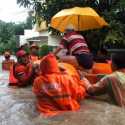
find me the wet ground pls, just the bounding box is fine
[0,60,125,125]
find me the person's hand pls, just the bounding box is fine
[81,77,92,90]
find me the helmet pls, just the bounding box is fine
[16,50,27,57]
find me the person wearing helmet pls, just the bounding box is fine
[29,43,39,63]
[2,51,15,71]
[54,24,93,73]
[9,50,35,87]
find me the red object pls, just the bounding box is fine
[16,50,27,57]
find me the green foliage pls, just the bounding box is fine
[17,0,125,52]
[0,21,17,53]
[0,15,33,54]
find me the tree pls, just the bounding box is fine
[0,17,33,54]
[17,0,125,52]
[0,21,17,53]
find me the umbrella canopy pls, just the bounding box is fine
[51,7,108,32]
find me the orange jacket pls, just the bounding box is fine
[9,63,34,87]
[33,54,86,116]
[33,74,86,116]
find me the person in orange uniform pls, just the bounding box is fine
[2,51,15,71]
[33,53,86,116]
[29,43,39,63]
[9,50,34,87]
[92,48,112,75]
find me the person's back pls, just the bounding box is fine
[61,31,90,55]
[103,71,125,106]
[33,54,86,116]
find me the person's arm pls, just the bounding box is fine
[84,76,108,96]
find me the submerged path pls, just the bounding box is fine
[0,71,125,125]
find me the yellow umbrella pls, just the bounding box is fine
[51,7,108,32]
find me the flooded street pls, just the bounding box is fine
[0,57,125,125]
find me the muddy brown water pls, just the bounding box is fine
[0,70,125,125]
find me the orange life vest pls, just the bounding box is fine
[92,63,112,74]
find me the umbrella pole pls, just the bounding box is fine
[78,15,79,31]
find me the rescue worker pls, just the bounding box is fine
[84,52,125,107]
[54,24,93,73]
[29,43,39,63]
[2,51,15,71]
[33,53,86,116]
[9,50,34,87]
[92,47,112,74]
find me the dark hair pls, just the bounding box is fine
[100,47,108,55]
[112,52,125,69]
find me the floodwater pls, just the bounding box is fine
[0,56,125,125]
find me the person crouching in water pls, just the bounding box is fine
[2,51,15,71]
[9,50,35,87]
[54,24,93,73]
[33,53,86,116]
[84,52,125,107]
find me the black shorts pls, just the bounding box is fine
[74,53,93,69]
